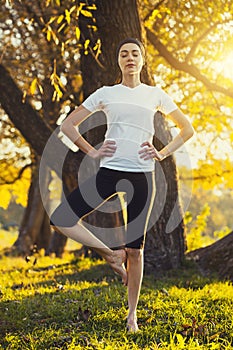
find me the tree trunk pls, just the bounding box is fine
[13,156,52,255]
[186,232,233,281]
[144,112,186,275]
[79,0,185,271]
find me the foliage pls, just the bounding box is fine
[185,204,211,251]
[179,166,232,251]
[0,112,31,209]
[142,0,233,187]
[0,167,31,209]
[0,245,232,349]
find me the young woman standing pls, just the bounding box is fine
[50,38,194,332]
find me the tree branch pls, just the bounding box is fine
[0,63,80,178]
[146,28,233,99]
[179,169,232,182]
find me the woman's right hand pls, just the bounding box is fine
[89,140,117,159]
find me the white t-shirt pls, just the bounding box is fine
[82,83,178,172]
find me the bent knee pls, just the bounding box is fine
[126,248,143,261]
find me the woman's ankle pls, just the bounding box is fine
[127,311,137,323]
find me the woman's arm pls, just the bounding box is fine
[139,108,194,161]
[159,108,195,159]
[61,105,116,159]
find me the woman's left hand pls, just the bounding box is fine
[138,142,164,161]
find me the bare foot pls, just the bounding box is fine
[126,318,139,333]
[107,249,127,286]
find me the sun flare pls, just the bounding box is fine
[213,51,233,80]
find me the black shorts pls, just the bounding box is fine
[50,167,155,249]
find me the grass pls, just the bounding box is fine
[0,230,233,349]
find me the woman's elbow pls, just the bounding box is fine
[60,120,69,135]
[186,125,195,140]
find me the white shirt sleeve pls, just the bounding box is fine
[82,87,104,112]
[157,87,178,115]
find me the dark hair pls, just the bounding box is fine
[116,37,145,62]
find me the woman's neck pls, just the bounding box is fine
[121,75,141,88]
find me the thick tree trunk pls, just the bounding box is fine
[144,112,186,274]
[13,156,52,255]
[79,0,185,271]
[186,232,233,281]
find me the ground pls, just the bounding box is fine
[0,229,232,349]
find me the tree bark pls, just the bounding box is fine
[144,112,186,274]
[13,156,52,255]
[186,232,233,281]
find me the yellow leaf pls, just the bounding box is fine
[47,28,51,41]
[0,187,11,209]
[51,30,59,45]
[52,90,57,101]
[86,5,97,10]
[77,2,85,11]
[48,16,56,24]
[80,9,92,17]
[70,5,76,13]
[65,9,71,24]
[54,83,63,97]
[22,90,27,103]
[84,39,90,49]
[57,14,64,24]
[50,72,55,83]
[58,23,66,33]
[37,81,44,94]
[75,27,80,40]
[89,25,97,32]
[29,78,37,95]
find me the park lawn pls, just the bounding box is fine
[0,233,232,349]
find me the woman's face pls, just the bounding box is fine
[118,43,144,77]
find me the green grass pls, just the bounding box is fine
[0,231,233,349]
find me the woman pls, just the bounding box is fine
[50,38,194,332]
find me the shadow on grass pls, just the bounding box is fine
[1,258,232,349]
[0,267,127,349]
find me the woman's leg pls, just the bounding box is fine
[124,172,155,331]
[54,223,127,285]
[125,247,143,331]
[50,168,128,284]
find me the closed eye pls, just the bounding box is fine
[120,49,140,58]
